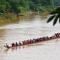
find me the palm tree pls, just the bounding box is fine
[47,7,60,25]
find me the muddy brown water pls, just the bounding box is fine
[0,15,60,60]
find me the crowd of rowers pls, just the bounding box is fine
[4,33,60,48]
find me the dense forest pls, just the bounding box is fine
[0,0,59,16]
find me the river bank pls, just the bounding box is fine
[0,11,49,26]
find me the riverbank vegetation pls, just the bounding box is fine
[0,0,59,16]
[0,0,60,25]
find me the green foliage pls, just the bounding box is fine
[0,0,57,15]
[0,0,59,18]
[0,0,60,26]
[47,15,55,23]
[47,7,60,26]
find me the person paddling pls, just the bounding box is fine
[19,42,22,46]
[4,43,10,48]
[16,42,19,46]
[11,43,15,47]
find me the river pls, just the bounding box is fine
[0,15,60,60]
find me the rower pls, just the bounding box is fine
[16,42,19,46]
[4,43,10,48]
[19,42,22,46]
[12,43,15,47]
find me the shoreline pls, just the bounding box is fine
[0,11,49,26]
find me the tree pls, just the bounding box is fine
[47,7,60,25]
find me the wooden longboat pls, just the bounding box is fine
[4,33,60,49]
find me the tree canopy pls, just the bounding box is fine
[0,0,58,15]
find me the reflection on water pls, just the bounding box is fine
[0,15,60,60]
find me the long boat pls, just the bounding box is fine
[4,33,60,49]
